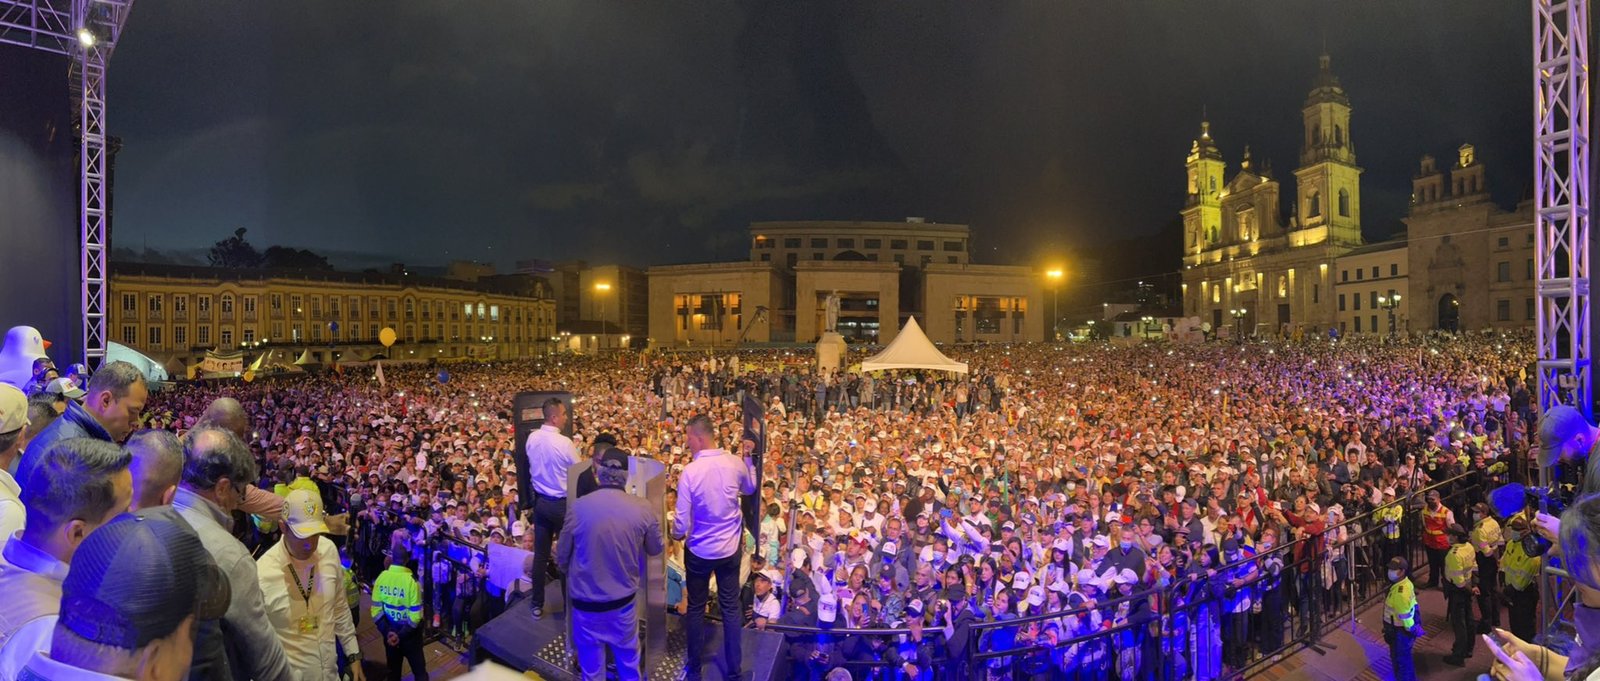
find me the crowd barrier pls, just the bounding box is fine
[761,469,1489,681]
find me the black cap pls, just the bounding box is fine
[60,507,231,649]
[598,447,630,472]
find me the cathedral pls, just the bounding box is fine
[1181,54,1364,336]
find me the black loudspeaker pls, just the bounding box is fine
[512,390,574,513]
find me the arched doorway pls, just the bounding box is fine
[1438,294,1460,333]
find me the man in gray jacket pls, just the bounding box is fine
[174,427,297,681]
[557,447,663,681]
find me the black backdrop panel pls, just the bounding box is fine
[0,45,80,366]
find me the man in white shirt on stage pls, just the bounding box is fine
[671,414,755,681]
[524,398,578,620]
[257,488,362,681]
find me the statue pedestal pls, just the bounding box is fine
[815,332,847,374]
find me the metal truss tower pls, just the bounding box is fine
[0,0,133,369]
[1534,0,1593,419]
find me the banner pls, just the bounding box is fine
[200,351,243,375]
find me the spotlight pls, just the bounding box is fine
[77,27,96,48]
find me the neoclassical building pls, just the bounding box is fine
[1182,54,1363,336]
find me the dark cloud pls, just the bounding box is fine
[109,1,1530,277]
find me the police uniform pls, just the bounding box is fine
[1442,540,1477,663]
[1500,530,1541,642]
[1375,500,1403,564]
[372,564,427,681]
[1470,515,1502,631]
[1384,575,1421,681]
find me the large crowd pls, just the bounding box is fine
[0,327,1546,681]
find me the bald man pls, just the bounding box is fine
[127,429,183,510]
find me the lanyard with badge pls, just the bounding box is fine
[291,563,319,633]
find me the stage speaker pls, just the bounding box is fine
[512,390,574,513]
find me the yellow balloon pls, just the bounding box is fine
[379,327,397,347]
[243,370,256,383]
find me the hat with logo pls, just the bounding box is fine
[282,488,331,539]
[44,377,85,400]
[0,384,25,436]
[59,507,231,649]
[817,593,838,623]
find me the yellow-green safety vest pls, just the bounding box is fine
[1500,539,1540,591]
[1471,518,1502,557]
[371,565,422,627]
[1385,577,1419,628]
[1376,504,1403,540]
[1444,543,1476,588]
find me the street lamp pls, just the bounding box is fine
[1378,294,1402,339]
[1230,308,1248,343]
[1140,315,1154,340]
[1046,269,1065,341]
[594,282,612,352]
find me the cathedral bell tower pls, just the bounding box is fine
[1183,118,1225,256]
[1292,53,1362,246]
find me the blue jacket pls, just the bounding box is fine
[15,401,113,490]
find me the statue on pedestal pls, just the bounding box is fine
[824,291,841,333]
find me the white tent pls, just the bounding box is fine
[107,342,170,383]
[860,317,968,374]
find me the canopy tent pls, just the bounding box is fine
[860,317,968,374]
[107,342,170,383]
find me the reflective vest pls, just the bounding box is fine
[1376,504,1403,540]
[1422,507,1451,550]
[1385,577,1419,628]
[371,565,423,628]
[1471,517,1503,557]
[1444,543,1476,588]
[1501,539,1540,591]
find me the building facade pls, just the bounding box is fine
[1403,146,1536,332]
[649,219,1043,347]
[110,262,556,373]
[1333,239,1409,335]
[1182,55,1363,336]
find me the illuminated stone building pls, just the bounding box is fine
[1182,54,1362,336]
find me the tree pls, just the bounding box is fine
[208,228,262,268]
[261,246,333,270]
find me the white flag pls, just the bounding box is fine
[375,361,386,388]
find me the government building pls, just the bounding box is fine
[109,262,557,374]
[1182,54,1536,337]
[647,219,1044,347]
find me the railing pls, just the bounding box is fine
[748,468,1488,681]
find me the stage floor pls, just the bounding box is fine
[476,591,781,681]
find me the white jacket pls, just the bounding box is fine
[257,539,358,681]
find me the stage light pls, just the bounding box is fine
[77,27,95,48]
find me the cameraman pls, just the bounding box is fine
[1538,405,1600,493]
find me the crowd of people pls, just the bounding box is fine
[0,326,1551,681]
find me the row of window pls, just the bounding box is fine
[120,292,549,325]
[1495,259,1536,283]
[760,252,959,266]
[1338,289,1401,312]
[758,237,963,252]
[1340,264,1401,282]
[121,320,554,350]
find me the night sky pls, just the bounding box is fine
[107,1,1532,281]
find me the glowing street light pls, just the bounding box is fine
[1230,308,1248,343]
[1377,294,1402,339]
[594,282,613,352]
[1045,268,1065,341]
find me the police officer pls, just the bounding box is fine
[1375,488,1403,566]
[1442,523,1477,666]
[1383,557,1422,681]
[1499,514,1541,642]
[372,543,427,681]
[1469,501,1503,633]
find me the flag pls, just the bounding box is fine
[374,361,386,388]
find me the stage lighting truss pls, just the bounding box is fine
[1535,0,1593,422]
[0,0,133,369]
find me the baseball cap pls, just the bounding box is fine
[0,384,25,436]
[44,377,84,400]
[1539,405,1592,466]
[283,488,331,539]
[817,594,838,623]
[1027,585,1045,607]
[60,507,231,649]
[598,447,630,472]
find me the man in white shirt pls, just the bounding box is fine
[258,488,362,681]
[0,385,30,542]
[524,398,578,620]
[671,414,755,681]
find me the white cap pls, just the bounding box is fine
[1027,585,1045,607]
[817,594,838,623]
